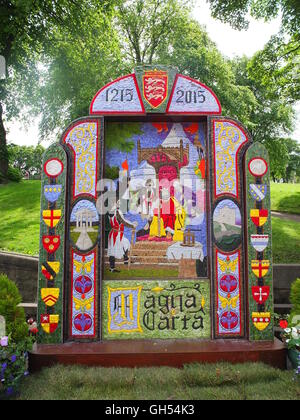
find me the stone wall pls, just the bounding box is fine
[273,264,300,305]
[0,252,38,303]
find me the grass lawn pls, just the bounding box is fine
[16,363,300,400]
[0,181,41,255]
[272,217,300,264]
[271,183,300,215]
[0,181,299,264]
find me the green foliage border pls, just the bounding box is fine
[245,143,274,341]
[37,144,67,344]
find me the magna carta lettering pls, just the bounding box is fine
[33,65,281,369]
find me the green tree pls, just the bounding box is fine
[230,56,297,179]
[284,138,300,182]
[2,0,297,167]
[207,0,300,34]
[0,0,116,180]
[37,2,258,141]
[0,274,28,342]
[36,3,124,140]
[157,19,257,128]
[116,0,193,64]
[36,0,197,139]
[233,56,295,133]
[266,138,289,182]
[8,144,45,178]
[207,0,300,106]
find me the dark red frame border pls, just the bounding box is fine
[216,249,243,336]
[62,119,99,200]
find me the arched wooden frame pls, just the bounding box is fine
[37,68,273,344]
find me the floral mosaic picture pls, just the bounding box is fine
[36,67,274,346]
[103,280,211,340]
[70,200,99,252]
[213,199,242,252]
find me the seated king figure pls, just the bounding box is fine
[149,187,186,242]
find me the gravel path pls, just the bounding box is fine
[271,211,300,223]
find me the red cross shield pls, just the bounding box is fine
[252,286,270,304]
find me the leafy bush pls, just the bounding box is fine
[7,166,22,183]
[0,274,28,342]
[0,166,22,183]
[8,144,45,178]
[290,278,300,326]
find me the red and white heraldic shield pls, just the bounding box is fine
[143,70,168,109]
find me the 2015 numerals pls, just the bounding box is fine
[176,89,206,104]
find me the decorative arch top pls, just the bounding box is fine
[90,66,222,116]
[167,75,222,115]
[90,74,145,115]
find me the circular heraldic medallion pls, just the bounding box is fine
[44,158,64,178]
[248,158,268,178]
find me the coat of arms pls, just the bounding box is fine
[41,288,60,307]
[43,210,62,228]
[42,236,61,254]
[252,286,270,304]
[143,70,168,109]
[251,235,269,253]
[44,185,62,203]
[250,184,267,202]
[252,312,271,331]
[250,209,268,227]
[42,261,60,281]
[251,260,270,278]
[40,314,59,334]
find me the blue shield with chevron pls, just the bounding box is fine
[44,185,62,203]
[250,184,267,202]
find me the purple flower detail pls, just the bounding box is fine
[11,355,17,363]
[0,336,8,347]
[6,387,14,396]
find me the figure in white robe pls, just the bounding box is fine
[108,202,137,272]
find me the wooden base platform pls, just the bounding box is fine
[29,338,286,372]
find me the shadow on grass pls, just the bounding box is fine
[0,181,41,254]
[0,181,41,213]
[276,192,300,215]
